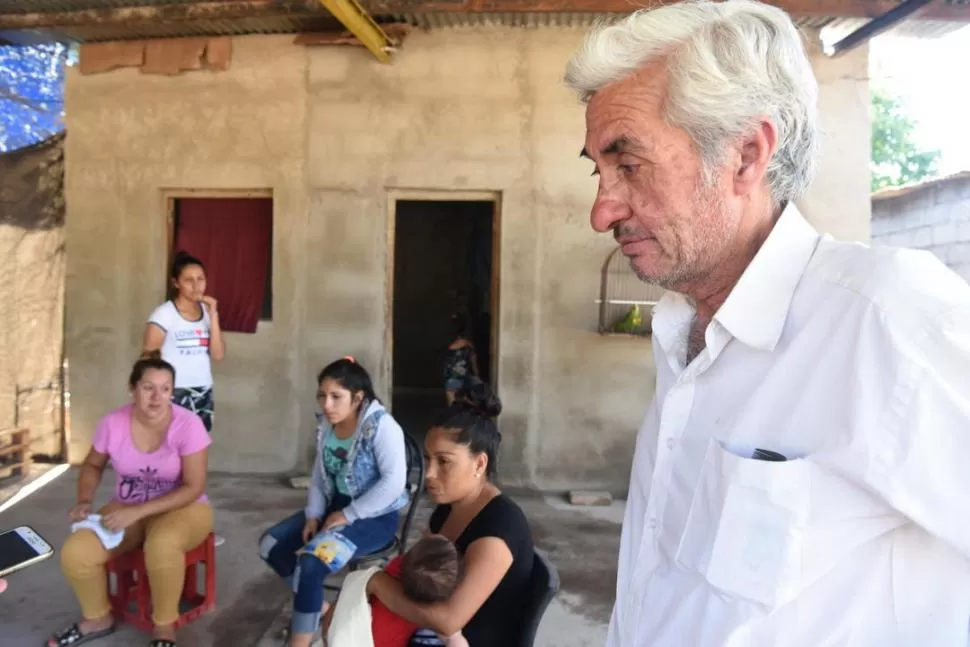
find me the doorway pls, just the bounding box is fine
[388,196,499,441]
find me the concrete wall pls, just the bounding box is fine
[0,136,66,458]
[871,173,970,283]
[799,35,871,242]
[64,27,871,492]
[65,35,309,473]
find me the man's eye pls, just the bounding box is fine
[619,164,638,174]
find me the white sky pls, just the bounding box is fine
[869,27,970,176]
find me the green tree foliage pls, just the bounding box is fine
[871,89,941,191]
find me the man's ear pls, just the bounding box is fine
[734,118,778,196]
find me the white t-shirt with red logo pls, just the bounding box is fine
[148,300,213,389]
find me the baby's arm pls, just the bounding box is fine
[439,631,469,647]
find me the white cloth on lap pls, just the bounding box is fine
[327,567,381,647]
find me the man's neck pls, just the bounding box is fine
[680,199,782,364]
[684,200,782,318]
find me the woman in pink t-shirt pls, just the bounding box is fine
[47,352,212,647]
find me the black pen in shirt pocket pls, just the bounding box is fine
[752,448,788,462]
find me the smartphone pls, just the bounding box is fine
[0,525,54,578]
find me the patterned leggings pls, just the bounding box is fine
[173,386,214,432]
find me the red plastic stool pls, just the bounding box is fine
[106,533,216,633]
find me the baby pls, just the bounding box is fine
[326,535,467,647]
[393,535,467,647]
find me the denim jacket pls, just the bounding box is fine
[305,399,409,524]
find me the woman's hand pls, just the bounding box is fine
[302,517,320,543]
[322,510,348,531]
[102,505,144,532]
[68,501,93,522]
[201,295,218,314]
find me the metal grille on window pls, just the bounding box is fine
[598,247,665,336]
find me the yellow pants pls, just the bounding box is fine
[60,502,213,626]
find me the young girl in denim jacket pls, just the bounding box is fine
[259,357,409,647]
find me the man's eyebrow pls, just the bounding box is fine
[579,136,642,160]
[602,136,640,155]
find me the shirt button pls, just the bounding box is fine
[666,438,674,449]
[648,517,657,530]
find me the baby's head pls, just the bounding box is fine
[400,534,462,603]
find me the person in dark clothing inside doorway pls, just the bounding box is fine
[443,312,479,406]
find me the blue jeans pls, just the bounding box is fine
[258,494,399,634]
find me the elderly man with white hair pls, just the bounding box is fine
[566,1,970,646]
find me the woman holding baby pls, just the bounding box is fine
[46,352,213,647]
[368,377,535,646]
[259,357,410,647]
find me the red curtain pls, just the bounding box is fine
[174,198,272,334]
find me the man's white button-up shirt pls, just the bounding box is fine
[608,205,970,647]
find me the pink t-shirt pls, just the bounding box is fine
[93,404,211,505]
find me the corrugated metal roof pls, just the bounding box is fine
[872,170,970,202]
[390,10,966,39]
[15,15,340,42]
[823,15,967,38]
[1,1,967,42]
[388,11,613,29]
[0,0,201,15]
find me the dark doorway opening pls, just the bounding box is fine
[390,199,497,442]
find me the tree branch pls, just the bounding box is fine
[0,83,54,113]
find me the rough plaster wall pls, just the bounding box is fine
[872,178,970,283]
[0,136,65,457]
[64,35,308,472]
[798,34,871,241]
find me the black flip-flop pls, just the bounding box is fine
[46,624,116,646]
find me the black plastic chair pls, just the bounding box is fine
[517,549,560,647]
[325,430,425,590]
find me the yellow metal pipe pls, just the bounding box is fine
[317,0,394,63]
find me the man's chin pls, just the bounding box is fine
[629,257,668,286]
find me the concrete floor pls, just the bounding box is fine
[0,468,620,647]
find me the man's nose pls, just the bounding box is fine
[591,194,631,234]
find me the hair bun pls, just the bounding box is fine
[460,377,502,419]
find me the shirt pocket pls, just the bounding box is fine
[674,438,811,610]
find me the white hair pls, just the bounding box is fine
[564,0,819,205]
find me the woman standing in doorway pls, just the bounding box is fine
[443,312,479,406]
[143,251,225,543]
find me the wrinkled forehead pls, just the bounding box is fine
[583,64,671,159]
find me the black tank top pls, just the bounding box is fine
[429,494,535,646]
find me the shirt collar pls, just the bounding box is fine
[652,204,820,369]
[714,203,820,352]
